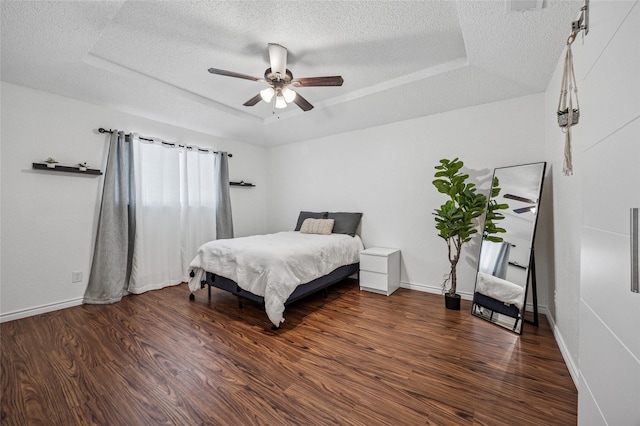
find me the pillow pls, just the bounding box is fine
[299,218,335,235]
[327,212,363,237]
[294,211,328,231]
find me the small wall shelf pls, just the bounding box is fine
[230,181,255,187]
[32,163,102,175]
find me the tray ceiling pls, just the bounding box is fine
[1,1,582,146]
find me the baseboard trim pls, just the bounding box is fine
[400,281,474,300]
[546,312,580,389]
[0,297,84,323]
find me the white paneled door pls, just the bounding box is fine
[580,118,640,426]
[578,2,640,424]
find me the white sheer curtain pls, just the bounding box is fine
[128,136,217,294]
[180,146,217,278]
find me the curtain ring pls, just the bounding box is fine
[567,31,577,45]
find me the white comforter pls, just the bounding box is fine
[476,271,525,311]
[188,231,364,326]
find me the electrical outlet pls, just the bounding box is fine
[72,271,83,283]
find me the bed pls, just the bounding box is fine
[472,271,525,330]
[188,211,363,328]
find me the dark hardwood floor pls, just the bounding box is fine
[1,280,577,425]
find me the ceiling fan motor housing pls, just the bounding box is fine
[265,68,293,84]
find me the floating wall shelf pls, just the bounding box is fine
[230,181,255,187]
[32,163,103,175]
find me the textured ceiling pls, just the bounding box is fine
[1,1,582,147]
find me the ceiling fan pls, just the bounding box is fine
[208,43,344,112]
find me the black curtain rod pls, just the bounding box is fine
[98,128,232,157]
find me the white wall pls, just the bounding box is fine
[0,84,552,322]
[266,94,548,303]
[0,82,268,321]
[543,35,583,381]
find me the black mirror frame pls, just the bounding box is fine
[471,161,547,334]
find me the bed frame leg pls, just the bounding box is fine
[238,299,243,309]
[189,293,195,301]
[271,325,280,331]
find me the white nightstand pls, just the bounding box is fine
[359,247,400,296]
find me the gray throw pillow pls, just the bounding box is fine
[327,212,362,237]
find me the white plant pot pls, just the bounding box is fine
[79,167,87,172]
[47,163,56,168]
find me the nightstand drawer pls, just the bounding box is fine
[359,270,388,291]
[360,254,389,274]
[359,247,401,296]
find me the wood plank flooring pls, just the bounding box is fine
[1,280,577,425]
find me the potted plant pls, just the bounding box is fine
[483,176,509,243]
[557,107,579,128]
[77,162,88,171]
[432,158,488,310]
[44,157,58,168]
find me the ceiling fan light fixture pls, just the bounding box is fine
[208,43,343,112]
[275,95,287,109]
[260,87,275,102]
[281,87,297,103]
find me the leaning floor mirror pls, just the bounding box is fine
[471,162,546,334]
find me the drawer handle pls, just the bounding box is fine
[632,208,639,293]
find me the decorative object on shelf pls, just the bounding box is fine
[230,180,255,187]
[44,157,58,168]
[432,158,507,310]
[77,162,88,171]
[32,162,102,176]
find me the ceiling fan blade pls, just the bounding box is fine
[243,93,262,107]
[208,68,263,82]
[268,43,287,77]
[291,76,344,87]
[292,92,314,111]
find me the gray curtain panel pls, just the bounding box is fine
[491,242,511,280]
[215,152,234,239]
[84,131,135,304]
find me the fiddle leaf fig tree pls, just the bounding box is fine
[433,158,487,296]
[483,176,509,243]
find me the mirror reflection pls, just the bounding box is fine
[472,162,546,334]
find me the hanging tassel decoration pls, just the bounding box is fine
[557,37,579,176]
[563,126,573,175]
